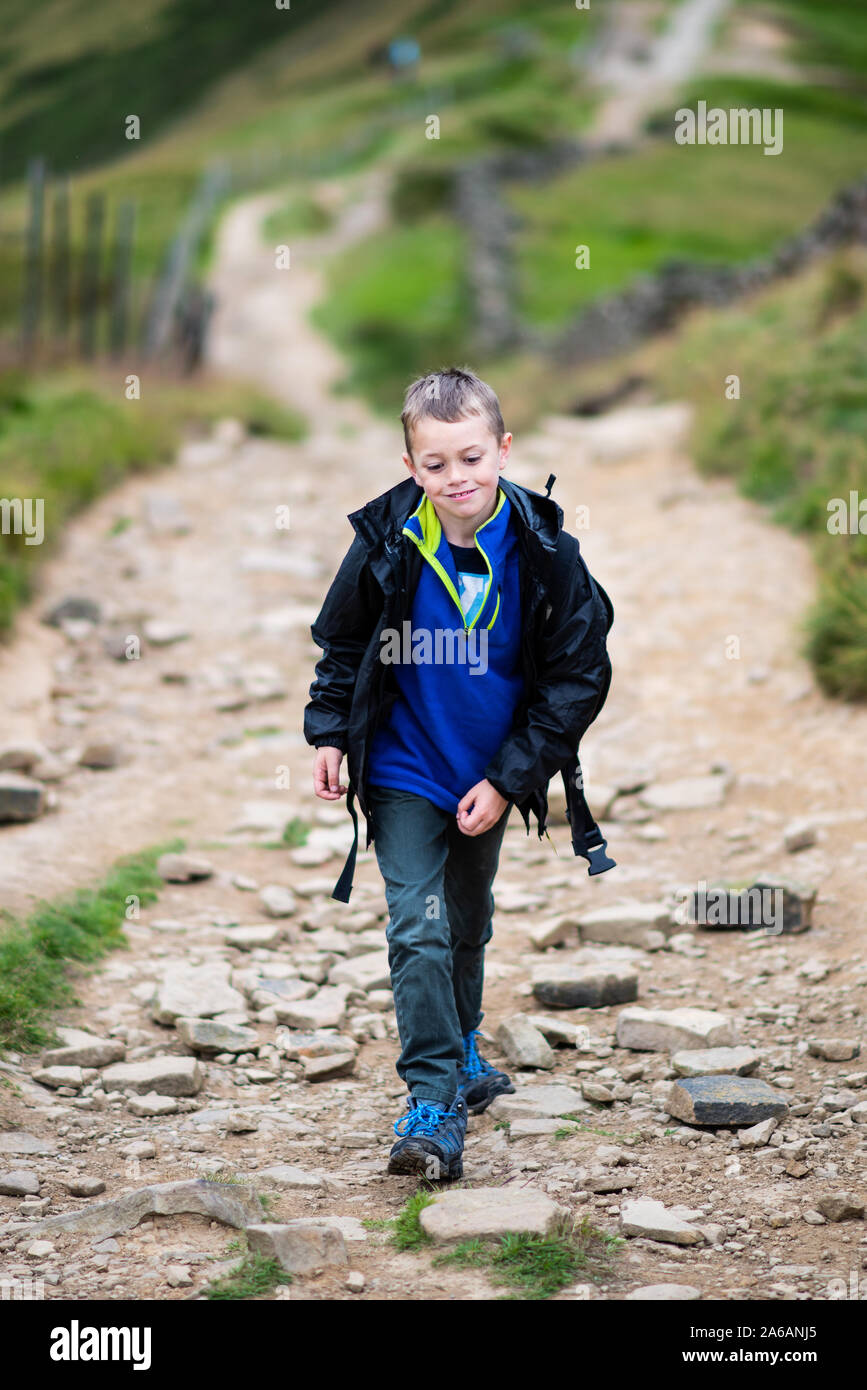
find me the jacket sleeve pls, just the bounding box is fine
[303,533,383,752]
[483,543,610,802]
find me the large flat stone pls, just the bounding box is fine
[301,1052,356,1081]
[0,773,45,822]
[10,1179,263,1242]
[525,1015,590,1048]
[246,1221,347,1273]
[0,1132,52,1155]
[251,1165,328,1192]
[620,1197,704,1246]
[0,1170,40,1196]
[671,1046,759,1077]
[807,1038,860,1062]
[151,962,245,1024]
[101,1055,204,1097]
[41,1028,126,1069]
[616,1007,739,1052]
[329,950,391,992]
[174,1018,259,1055]
[274,1028,359,1061]
[487,1084,588,1120]
[419,1187,566,1244]
[505,1117,564,1141]
[222,924,286,951]
[274,986,351,1030]
[531,960,638,1009]
[577,901,674,946]
[639,775,730,811]
[528,915,581,951]
[665,1075,789,1127]
[32,1065,84,1090]
[815,1192,865,1223]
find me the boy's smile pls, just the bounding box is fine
[404,415,512,546]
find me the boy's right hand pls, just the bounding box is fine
[313,746,348,800]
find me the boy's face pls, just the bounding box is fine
[403,415,511,534]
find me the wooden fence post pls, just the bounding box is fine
[21,156,47,359]
[142,159,229,359]
[51,176,71,345]
[79,190,105,359]
[109,199,136,357]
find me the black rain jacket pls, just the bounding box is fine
[303,473,616,901]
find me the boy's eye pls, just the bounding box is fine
[427,455,480,470]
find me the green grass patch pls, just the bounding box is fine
[0,840,180,1051]
[280,818,310,848]
[312,214,470,415]
[361,1216,393,1232]
[390,1188,437,1251]
[262,193,334,243]
[204,1250,292,1301]
[432,1212,622,1300]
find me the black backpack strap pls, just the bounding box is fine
[563,760,616,875]
[330,784,359,903]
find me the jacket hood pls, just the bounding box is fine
[347,474,563,553]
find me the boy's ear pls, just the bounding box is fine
[403,451,420,482]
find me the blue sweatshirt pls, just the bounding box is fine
[367,486,525,813]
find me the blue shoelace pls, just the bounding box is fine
[461,1030,495,1080]
[393,1102,447,1137]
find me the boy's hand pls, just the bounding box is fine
[456,779,508,835]
[313,746,348,800]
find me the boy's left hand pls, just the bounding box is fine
[457,779,508,836]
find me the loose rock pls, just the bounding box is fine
[496,1015,556,1069]
[246,1221,348,1274]
[616,1007,739,1052]
[620,1197,704,1246]
[671,1046,759,1077]
[531,960,638,1009]
[665,1075,789,1127]
[101,1055,204,1097]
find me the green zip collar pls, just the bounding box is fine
[402,488,506,631]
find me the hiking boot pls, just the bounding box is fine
[457,1029,515,1114]
[387,1095,467,1179]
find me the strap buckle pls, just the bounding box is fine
[579,834,617,876]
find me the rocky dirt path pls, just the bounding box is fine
[1,164,866,1302]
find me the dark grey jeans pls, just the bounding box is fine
[367,784,511,1109]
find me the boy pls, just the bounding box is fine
[304,367,613,1179]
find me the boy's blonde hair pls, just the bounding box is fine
[401,365,505,460]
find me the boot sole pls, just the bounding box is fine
[387,1142,464,1180]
